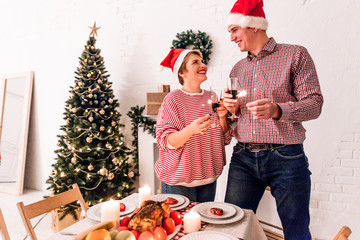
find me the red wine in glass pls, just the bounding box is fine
[227,90,238,99]
[212,102,220,112]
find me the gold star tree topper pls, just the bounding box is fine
[89,21,101,37]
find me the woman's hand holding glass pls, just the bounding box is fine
[189,114,211,135]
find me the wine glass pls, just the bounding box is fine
[226,77,240,121]
[209,88,223,128]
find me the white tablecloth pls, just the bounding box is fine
[49,193,266,240]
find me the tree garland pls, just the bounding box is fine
[171,29,213,64]
[127,105,156,172]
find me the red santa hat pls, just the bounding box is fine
[227,0,268,30]
[160,48,195,77]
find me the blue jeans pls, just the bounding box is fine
[161,181,216,203]
[225,143,311,240]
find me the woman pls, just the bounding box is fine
[155,48,232,202]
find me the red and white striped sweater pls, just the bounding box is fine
[155,89,232,187]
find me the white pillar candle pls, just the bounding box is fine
[183,211,201,233]
[100,199,120,224]
[138,185,151,206]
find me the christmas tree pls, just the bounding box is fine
[46,22,135,217]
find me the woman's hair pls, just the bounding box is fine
[178,50,202,85]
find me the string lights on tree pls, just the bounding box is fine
[46,22,136,218]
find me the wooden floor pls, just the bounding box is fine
[0,188,51,240]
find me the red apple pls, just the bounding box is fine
[138,231,154,240]
[153,227,167,240]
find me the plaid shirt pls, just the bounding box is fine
[231,38,323,144]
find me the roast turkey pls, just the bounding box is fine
[127,200,172,233]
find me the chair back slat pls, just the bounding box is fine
[333,226,352,240]
[0,208,10,240]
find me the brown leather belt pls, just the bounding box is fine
[238,142,286,152]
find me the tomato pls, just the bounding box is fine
[138,231,155,240]
[120,216,130,226]
[162,217,175,234]
[117,226,129,232]
[170,211,182,225]
[120,203,126,212]
[153,226,167,240]
[131,230,140,240]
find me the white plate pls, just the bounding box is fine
[191,202,245,224]
[151,194,185,208]
[197,202,236,219]
[87,201,136,221]
[179,231,238,240]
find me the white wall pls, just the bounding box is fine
[0,0,359,239]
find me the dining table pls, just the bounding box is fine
[46,193,267,240]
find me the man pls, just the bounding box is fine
[223,0,324,239]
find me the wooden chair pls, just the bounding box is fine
[0,208,10,240]
[259,220,284,240]
[17,183,87,240]
[259,186,284,240]
[333,226,352,240]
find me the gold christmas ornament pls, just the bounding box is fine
[100,109,105,115]
[105,143,111,149]
[88,164,94,171]
[112,158,119,165]
[99,167,108,176]
[100,125,105,131]
[87,73,91,78]
[97,79,102,84]
[128,171,134,178]
[88,93,93,98]
[72,107,77,113]
[111,121,116,126]
[128,157,134,165]
[71,157,77,164]
[107,172,114,180]
[86,137,93,143]
[88,116,94,122]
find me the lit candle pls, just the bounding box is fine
[183,211,201,233]
[100,199,120,224]
[138,185,151,206]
